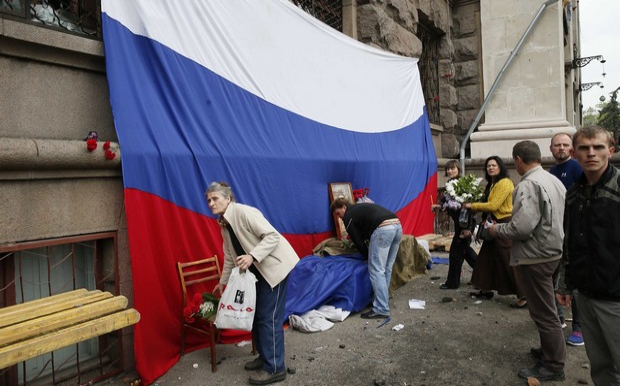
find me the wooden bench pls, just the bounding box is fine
[417,233,454,251]
[0,288,140,369]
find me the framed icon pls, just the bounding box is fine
[328,182,353,240]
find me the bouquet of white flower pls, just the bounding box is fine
[442,174,485,228]
[442,174,484,210]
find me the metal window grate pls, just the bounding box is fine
[1,1,345,43]
[0,233,122,386]
[292,0,342,31]
[1,0,102,39]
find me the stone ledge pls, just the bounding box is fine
[0,18,104,71]
[471,127,574,142]
[478,119,574,132]
[1,18,103,56]
[0,137,121,173]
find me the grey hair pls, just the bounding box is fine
[205,181,235,202]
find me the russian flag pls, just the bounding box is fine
[102,0,436,383]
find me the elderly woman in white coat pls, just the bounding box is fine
[208,182,299,386]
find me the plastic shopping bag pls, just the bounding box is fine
[214,267,257,331]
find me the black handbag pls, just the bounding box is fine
[476,214,495,242]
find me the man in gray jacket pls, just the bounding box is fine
[488,140,567,382]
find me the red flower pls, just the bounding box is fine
[103,141,111,151]
[105,149,116,160]
[183,306,196,324]
[183,293,205,324]
[86,139,97,151]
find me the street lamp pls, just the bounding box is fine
[580,82,604,92]
[567,55,605,69]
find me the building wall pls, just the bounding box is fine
[352,0,486,159]
[445,0,483,157]
[0,0,594,378]
[471,0,579,158]
[0,18,135,371]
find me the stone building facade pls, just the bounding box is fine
[0,4,131,385]
[0,0,592,384]
[346,0,583,160]
[346,0,485,159]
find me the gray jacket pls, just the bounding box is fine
[495,166,566,265]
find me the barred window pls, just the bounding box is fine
[417,24,441,125]
[292,0,342,31]
[0,232,121,386]
[1,0,101,39]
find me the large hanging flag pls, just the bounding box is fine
[102,0,436,383]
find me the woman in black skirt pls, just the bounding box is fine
[462,156,526,307]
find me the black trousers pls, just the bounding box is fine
[445,235,477,288]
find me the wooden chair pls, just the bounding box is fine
[177,256,223,372]
[177,256,256,372]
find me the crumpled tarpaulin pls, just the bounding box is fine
[284,254,372,321]
[288,305,351,333]
[285,236,429,322]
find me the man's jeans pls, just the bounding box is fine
[368,224,403,315]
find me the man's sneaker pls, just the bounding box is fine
[567,331,585,346]
[360,310,389,319]
[518,364,565,382]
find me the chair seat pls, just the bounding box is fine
[177,256,255,372]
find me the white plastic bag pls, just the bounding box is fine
[214,267,257,331]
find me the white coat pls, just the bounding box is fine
[219,202,299,288]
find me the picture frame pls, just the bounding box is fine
[328,182,353,240]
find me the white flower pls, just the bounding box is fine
[199,301,214,316]
[442,174,484,206]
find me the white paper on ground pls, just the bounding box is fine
[408,299,426,309]
[392,324,404,331]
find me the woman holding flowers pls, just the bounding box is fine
[432,160,478,289]
[463,156,526,306]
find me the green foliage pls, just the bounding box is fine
[597,88,620,141]
[583,106,598,126]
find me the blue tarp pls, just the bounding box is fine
[284,254,373,321]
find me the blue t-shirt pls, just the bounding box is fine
[549,158,582,189]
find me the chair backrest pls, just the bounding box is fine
[177,256,222,307]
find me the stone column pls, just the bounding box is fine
[470,0,575,158]
[342,0,357,39]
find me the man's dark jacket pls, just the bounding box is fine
[561,163,620,300]
[343,203,398,259]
